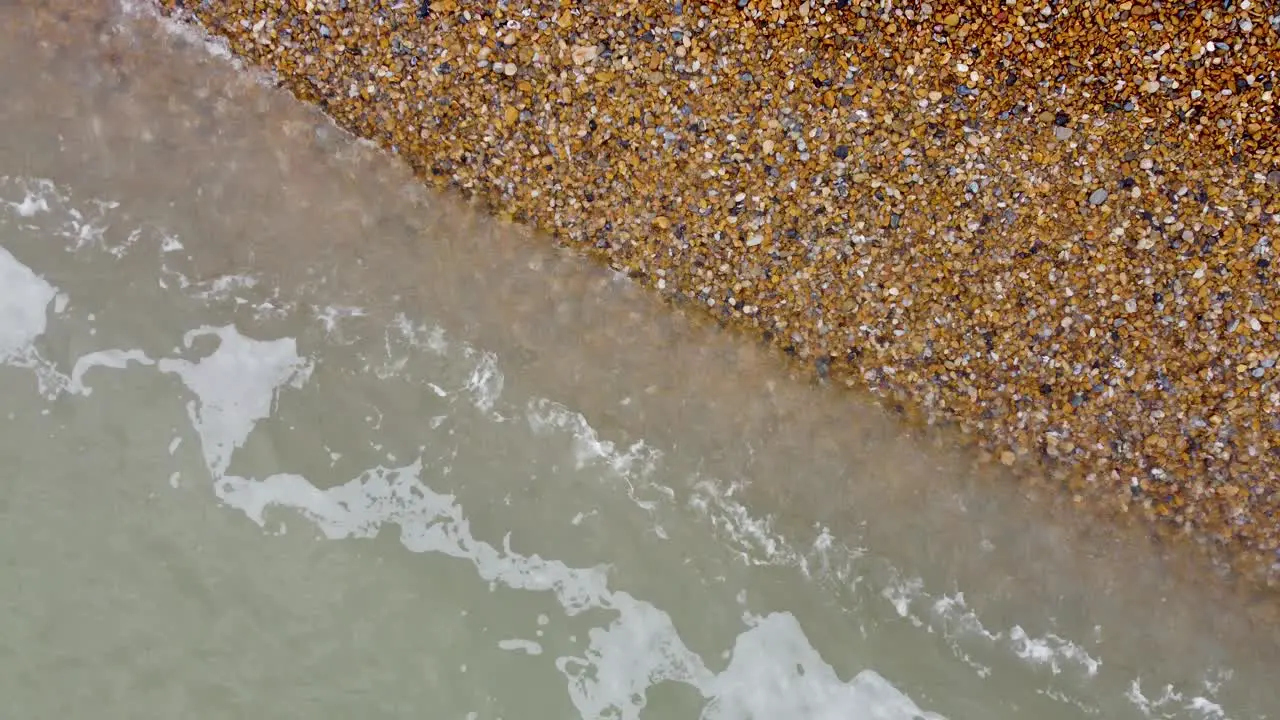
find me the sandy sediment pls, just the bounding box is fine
[151,0,1280,589]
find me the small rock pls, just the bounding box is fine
[746,233,764,247]
[815,356,830,379]
[1053,125,1073,141]
[942,12,960,26]
[1089,188,1109,205]
[833,144,850,159]
[1268,170,1280,186]
[999,450,1016,466]
[571,44,598,66]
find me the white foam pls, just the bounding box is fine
[116,0,238,65]
[497,638,544,656]
[209,457,942,720]
[1008,626,1101,677]
[129,311,941,718]
[68,349,155,394]
[882,575,927,627]
[157,325,312,476]
[704,613,945,720]
[191,273,257,300]
[315,304,367,338]
[527,393,1192,712]
[527,398,663,482]
[1,176,135,257]
[369,313,449,379]
[1126,679,1231,720]
[461,350,505,414]
[0,246,56,364]
[7,184,50,217]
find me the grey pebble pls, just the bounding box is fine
[1053,125,1073,141]
[1089,188,1109,205]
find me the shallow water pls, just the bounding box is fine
[0,2,1277,719]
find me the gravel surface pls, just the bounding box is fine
[153,0,1280,589]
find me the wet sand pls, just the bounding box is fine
[138,0,1280,590]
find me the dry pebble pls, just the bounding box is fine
[154,0,1280,590]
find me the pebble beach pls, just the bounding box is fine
[152,0,1280,590]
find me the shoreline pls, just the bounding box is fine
[151,0,1280,592]
[7,3,1280,716]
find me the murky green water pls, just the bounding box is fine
[1,2,1277,719]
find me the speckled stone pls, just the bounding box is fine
[153,0,1280,591]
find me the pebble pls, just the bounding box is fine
[156,0,1280,593]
